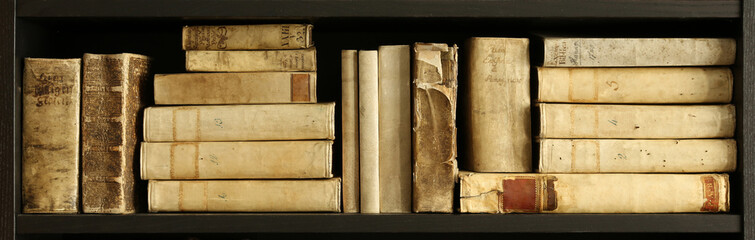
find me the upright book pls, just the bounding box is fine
[341,50,360,213]
[81,53,151,214]
[183,24,314,50]
[22,58,81,213]
[358,50,380,214]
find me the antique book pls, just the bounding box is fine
[154,72,317,105]
[459,172,729,213]
[537,67,733,103]
[540,38,736,67]
[81,53,150,214]
[149,178,341,212]
[22,58,81,213]
[186,48,316,72]
[538,139,736,173]
[463,37,531,173]
[538,103,735,139]
[182,24,313,50]
[341,50,360,213]
[378,45,412,213]
[412,43,458,213]
[144,103,335,142]
[141,141,333,179]
[358,50,380,214]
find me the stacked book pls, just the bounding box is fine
[460,37,736,213]
[142,24,340,212]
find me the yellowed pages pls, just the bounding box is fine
[542,38,736,67]
[186,48,316,72]
[341,50,360,213]
[459,172,729,213]
[149,178,341,212]
[538,139,736,173]
[154,72,317,105]
[183,24,313,50]
[537,67,733,103]
[378,45,412,213]
[358,50,380,214]
[143,103,335,142]
[464,37,531,172]
[538,103,735,138]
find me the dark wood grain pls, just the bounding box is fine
[1,0,15,239]
[742,0,754,238]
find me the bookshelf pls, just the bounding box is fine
[2,0,752,239]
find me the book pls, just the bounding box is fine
[143,103,335,142]
[463,37,531,173]
[538,139,736,173]
[459,172,729,213]
[540,38,736,67]
[186,48,316,72]
[341,50,360,213]
[378,45,412,213]
[81,53,150,214]
[358,50,380,214]
[141,141,333,179]
[412,43,458,213]
[182,24,313,50]
[22,58,81,213]
[538,103,735,139]
[154,72,317,105]
[537,67,733,103]
[148,178,341,212]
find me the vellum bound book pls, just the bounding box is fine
[459,172,729,213]
[186,48,316,72]
[183,24,313,50]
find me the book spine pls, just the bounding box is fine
[537,67,733,103]
[412,43,458,213]
[459,172,729,213]
[141,141,333,179]
[154,72,317,105]
[22,58,81,213]
[341,50,360,213]
[185,48,317,72]
[538,139,737,173]
[464,37,531,172]
[358,50,380,214]
[148,178,341,212]
[81,53,150,214]
[542,38,736,67]
[182,24,313,50]
[538,103,735,139]
[143,103,335,142]
[378,45,412,213]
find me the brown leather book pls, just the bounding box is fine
[81,53,151,214]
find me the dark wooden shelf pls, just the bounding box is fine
[17,0,740,18]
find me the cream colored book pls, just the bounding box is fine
[341,50,360,213]
[149,178,341,212]
[141,141,333,179]
[183,24,313,50]
[358,50,380,214]
[537,67,733,103]
[463,37,531,173]
[143,103,335,142]
[378,45,412,213]
[186,48,316,72]
[538,139,736,173]
[538,103,735,139]
[459,172,729,213]
[541,38,735,67]
[154,72,317,105]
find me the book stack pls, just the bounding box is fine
[460,37,736,214]
[142,24,340,212]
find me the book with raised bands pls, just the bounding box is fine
[141,141,333,179]
[143,103,335,142]
[186,48,316,72]
[459,172,729,213]
[341,50,360,213]
[22,58,81,213]
[154,72,317,105]
[149,178,341,212]
[183,24,313,50]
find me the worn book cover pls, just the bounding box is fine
[183,24,313,50]
[186,48,316,72]
[358,50,380,214]
[341,50,360,213]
